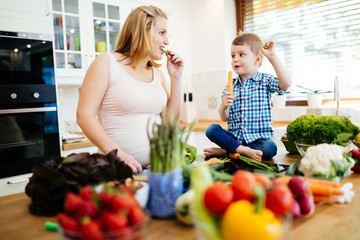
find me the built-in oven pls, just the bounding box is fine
[0,31,60,178]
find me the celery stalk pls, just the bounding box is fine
[190,165,222,240]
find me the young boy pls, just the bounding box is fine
[204,32,292,161]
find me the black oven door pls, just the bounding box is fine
[0,104,60,178]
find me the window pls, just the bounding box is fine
[236,0,360,98]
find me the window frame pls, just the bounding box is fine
[234,0,360,104]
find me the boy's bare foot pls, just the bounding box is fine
[237,146,263,162]
[203,147,227,157]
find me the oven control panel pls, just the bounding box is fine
[0,85,56,105]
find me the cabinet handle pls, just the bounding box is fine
[7,179,29,185]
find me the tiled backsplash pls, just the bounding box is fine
[57,86,81,132]
[192,69,228,120]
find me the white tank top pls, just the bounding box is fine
[98,53,167,165]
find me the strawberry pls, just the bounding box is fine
[77,200,98,219]
[98,190,111,209]
[101,211,128,231]
[79,186,93,201]
[80,219,104,240]
[128,207,146,226]
[109,194,134,214]
[57,213,79,231]
[64,192,83,214]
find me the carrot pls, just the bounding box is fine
[305,178,343,188]
[276,176,344,196]
[308,182,344,196]
[313,195,339,203]
[227,71,233,94]
[204,157,224,165]
[229,153,240,159]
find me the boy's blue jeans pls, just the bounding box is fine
[205,124,277,159]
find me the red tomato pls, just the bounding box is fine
[265,180,294,216]
[253,173,272,190]
[231,170,256,201]
[203,181,234,215]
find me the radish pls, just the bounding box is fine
[299,194,314,215]
[288,176,309,198]
[287,176,315,217]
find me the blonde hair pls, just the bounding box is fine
[232,32,263,57]
[114,6,167,68]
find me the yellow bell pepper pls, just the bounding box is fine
[221,185,283,240]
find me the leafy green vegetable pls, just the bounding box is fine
[209,167,232,182]
[25,150,133,216]
[209,162,225,171]
[332,133,353,145]
[286,114,359,144]
[330,153,354,181]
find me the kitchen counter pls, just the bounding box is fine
[62,120,291,151]
[1,150,359,240]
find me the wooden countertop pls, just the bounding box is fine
[62,120,291,150]
[0,150,359,240]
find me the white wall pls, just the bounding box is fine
[188,0,236,73]
[188,0,237,119]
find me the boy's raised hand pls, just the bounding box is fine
[262,41,275,58]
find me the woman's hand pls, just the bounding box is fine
[118,152,143,174]
[166,51,184,81]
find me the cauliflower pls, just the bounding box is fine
[299,143,354,180]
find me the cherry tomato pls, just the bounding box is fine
[203,181,234,215]
[265,180,294,216]
[231,170,256,201]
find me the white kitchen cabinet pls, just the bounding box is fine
[51,0,128,85]
[0,173,32,197]
[0,0,52,35]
